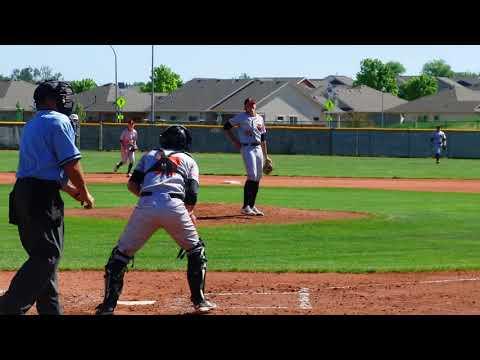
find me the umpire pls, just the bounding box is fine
[0,80,95,315]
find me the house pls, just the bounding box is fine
[453,76,480,89]
[155,78,341,125]
[0,80,36,121]
[73,83,167,122]
[321,85,408,127]
[386,86,480,122]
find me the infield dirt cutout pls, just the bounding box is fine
[65,203,368,225]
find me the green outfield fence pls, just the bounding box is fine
[2,121,480,158]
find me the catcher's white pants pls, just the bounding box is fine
[117,193,200,257]
[121,147,135,164]
[241,145,263,182]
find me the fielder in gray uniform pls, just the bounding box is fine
[224,97,272,216]
[114,119,138,177]
[430,126,447,164]
[95,125,216,315]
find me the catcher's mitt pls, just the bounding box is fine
[263,157,273,175]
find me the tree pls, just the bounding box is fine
[385,61,406,76]
[73,102,86,122]
[0,74,10,80]
[422,59,454,78]
[38,65,63,81]
[10,66,63,83]
[70,79,97,94]
[399,74,438,101]
[140,65,183,93]
[11,67,35,82]
[238,73,251,79]
[354,58,399,95]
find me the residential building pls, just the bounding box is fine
[386,86,480,122]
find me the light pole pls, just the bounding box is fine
[109,45,119,122]
[381,86,385,128]
[151,45,155,123]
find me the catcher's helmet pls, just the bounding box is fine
[159,125,192,151]
[34,80,74,116]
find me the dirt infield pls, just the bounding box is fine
[2,270,480,315]
[65,203,368,225]
[3,172,480,192]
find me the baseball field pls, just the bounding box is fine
[2,150,480,314]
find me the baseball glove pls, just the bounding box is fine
[128,144,138,152]
[263,157,273,175]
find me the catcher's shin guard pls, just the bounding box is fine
[96,247,133,315]
[186,241,208,306]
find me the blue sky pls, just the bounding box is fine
[1,45,479,85]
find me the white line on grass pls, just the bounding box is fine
[298,288,312,309]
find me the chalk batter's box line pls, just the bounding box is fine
[324,277,480,290]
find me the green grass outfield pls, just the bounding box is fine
[2,150,480,179]
[1,184,480,273]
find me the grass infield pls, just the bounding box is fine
[1,184,479,273]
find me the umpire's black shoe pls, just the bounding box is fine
[95,303,115,315]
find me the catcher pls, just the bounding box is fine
[430,126,447,164]
[223,97,273,216]
[95,125,216,315]
[114,119,138,177]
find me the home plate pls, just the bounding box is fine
[223,180,241,185]
[117,300,156,306]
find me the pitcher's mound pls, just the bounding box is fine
[65,203,369,226]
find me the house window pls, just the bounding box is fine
[313,117,320,122]
[289,116,298,124]
[277,115,284,122]
[170,115,177,121]
[434,115,439,121]
[188,115,198,122]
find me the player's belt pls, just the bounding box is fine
[241,142,261,146]
[140,192,184,201]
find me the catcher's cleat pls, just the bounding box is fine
[95,303,115,315]
[251,206,264,216]
[241,206,256,216]
[193,300,217,313]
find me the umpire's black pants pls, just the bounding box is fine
[1,178,64,315]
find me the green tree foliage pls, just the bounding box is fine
[0,74,10,80]
[70,79,98,94]
[141,65,183,94]
[10,66,63,83]
[354,58,399,95]
[238,73,251,79]
[399,74,438,101]
[422,59,454,78]
[73,102,87,122]
[385,61,406,76]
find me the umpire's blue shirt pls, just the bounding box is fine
[16,110,81,185]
